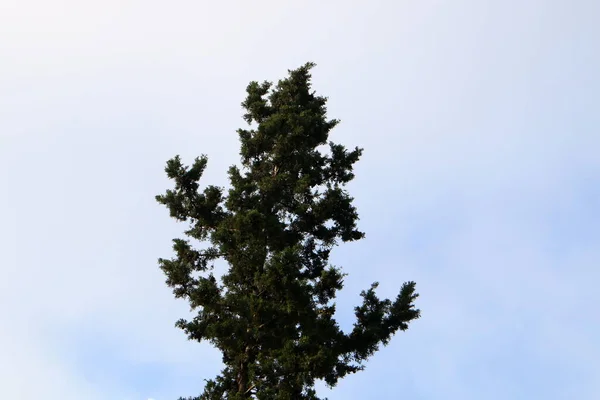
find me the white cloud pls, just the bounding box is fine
[1,0,598,399]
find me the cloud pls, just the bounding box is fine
[1,0,598,399]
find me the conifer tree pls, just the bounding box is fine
[156,63,420,400]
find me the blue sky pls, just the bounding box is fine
[1,1,598,399]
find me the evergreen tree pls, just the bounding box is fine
[156,63,420,400]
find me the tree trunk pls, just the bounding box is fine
[237,346,251,397]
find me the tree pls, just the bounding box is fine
[156,62,420,400]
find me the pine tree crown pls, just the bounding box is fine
[156,62,420,400]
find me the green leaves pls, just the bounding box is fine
[157,62,420,399]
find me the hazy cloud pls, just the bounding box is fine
[1,1,598,399]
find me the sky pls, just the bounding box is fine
[1,0,599,399]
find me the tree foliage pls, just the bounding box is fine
[156,63,420,400]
